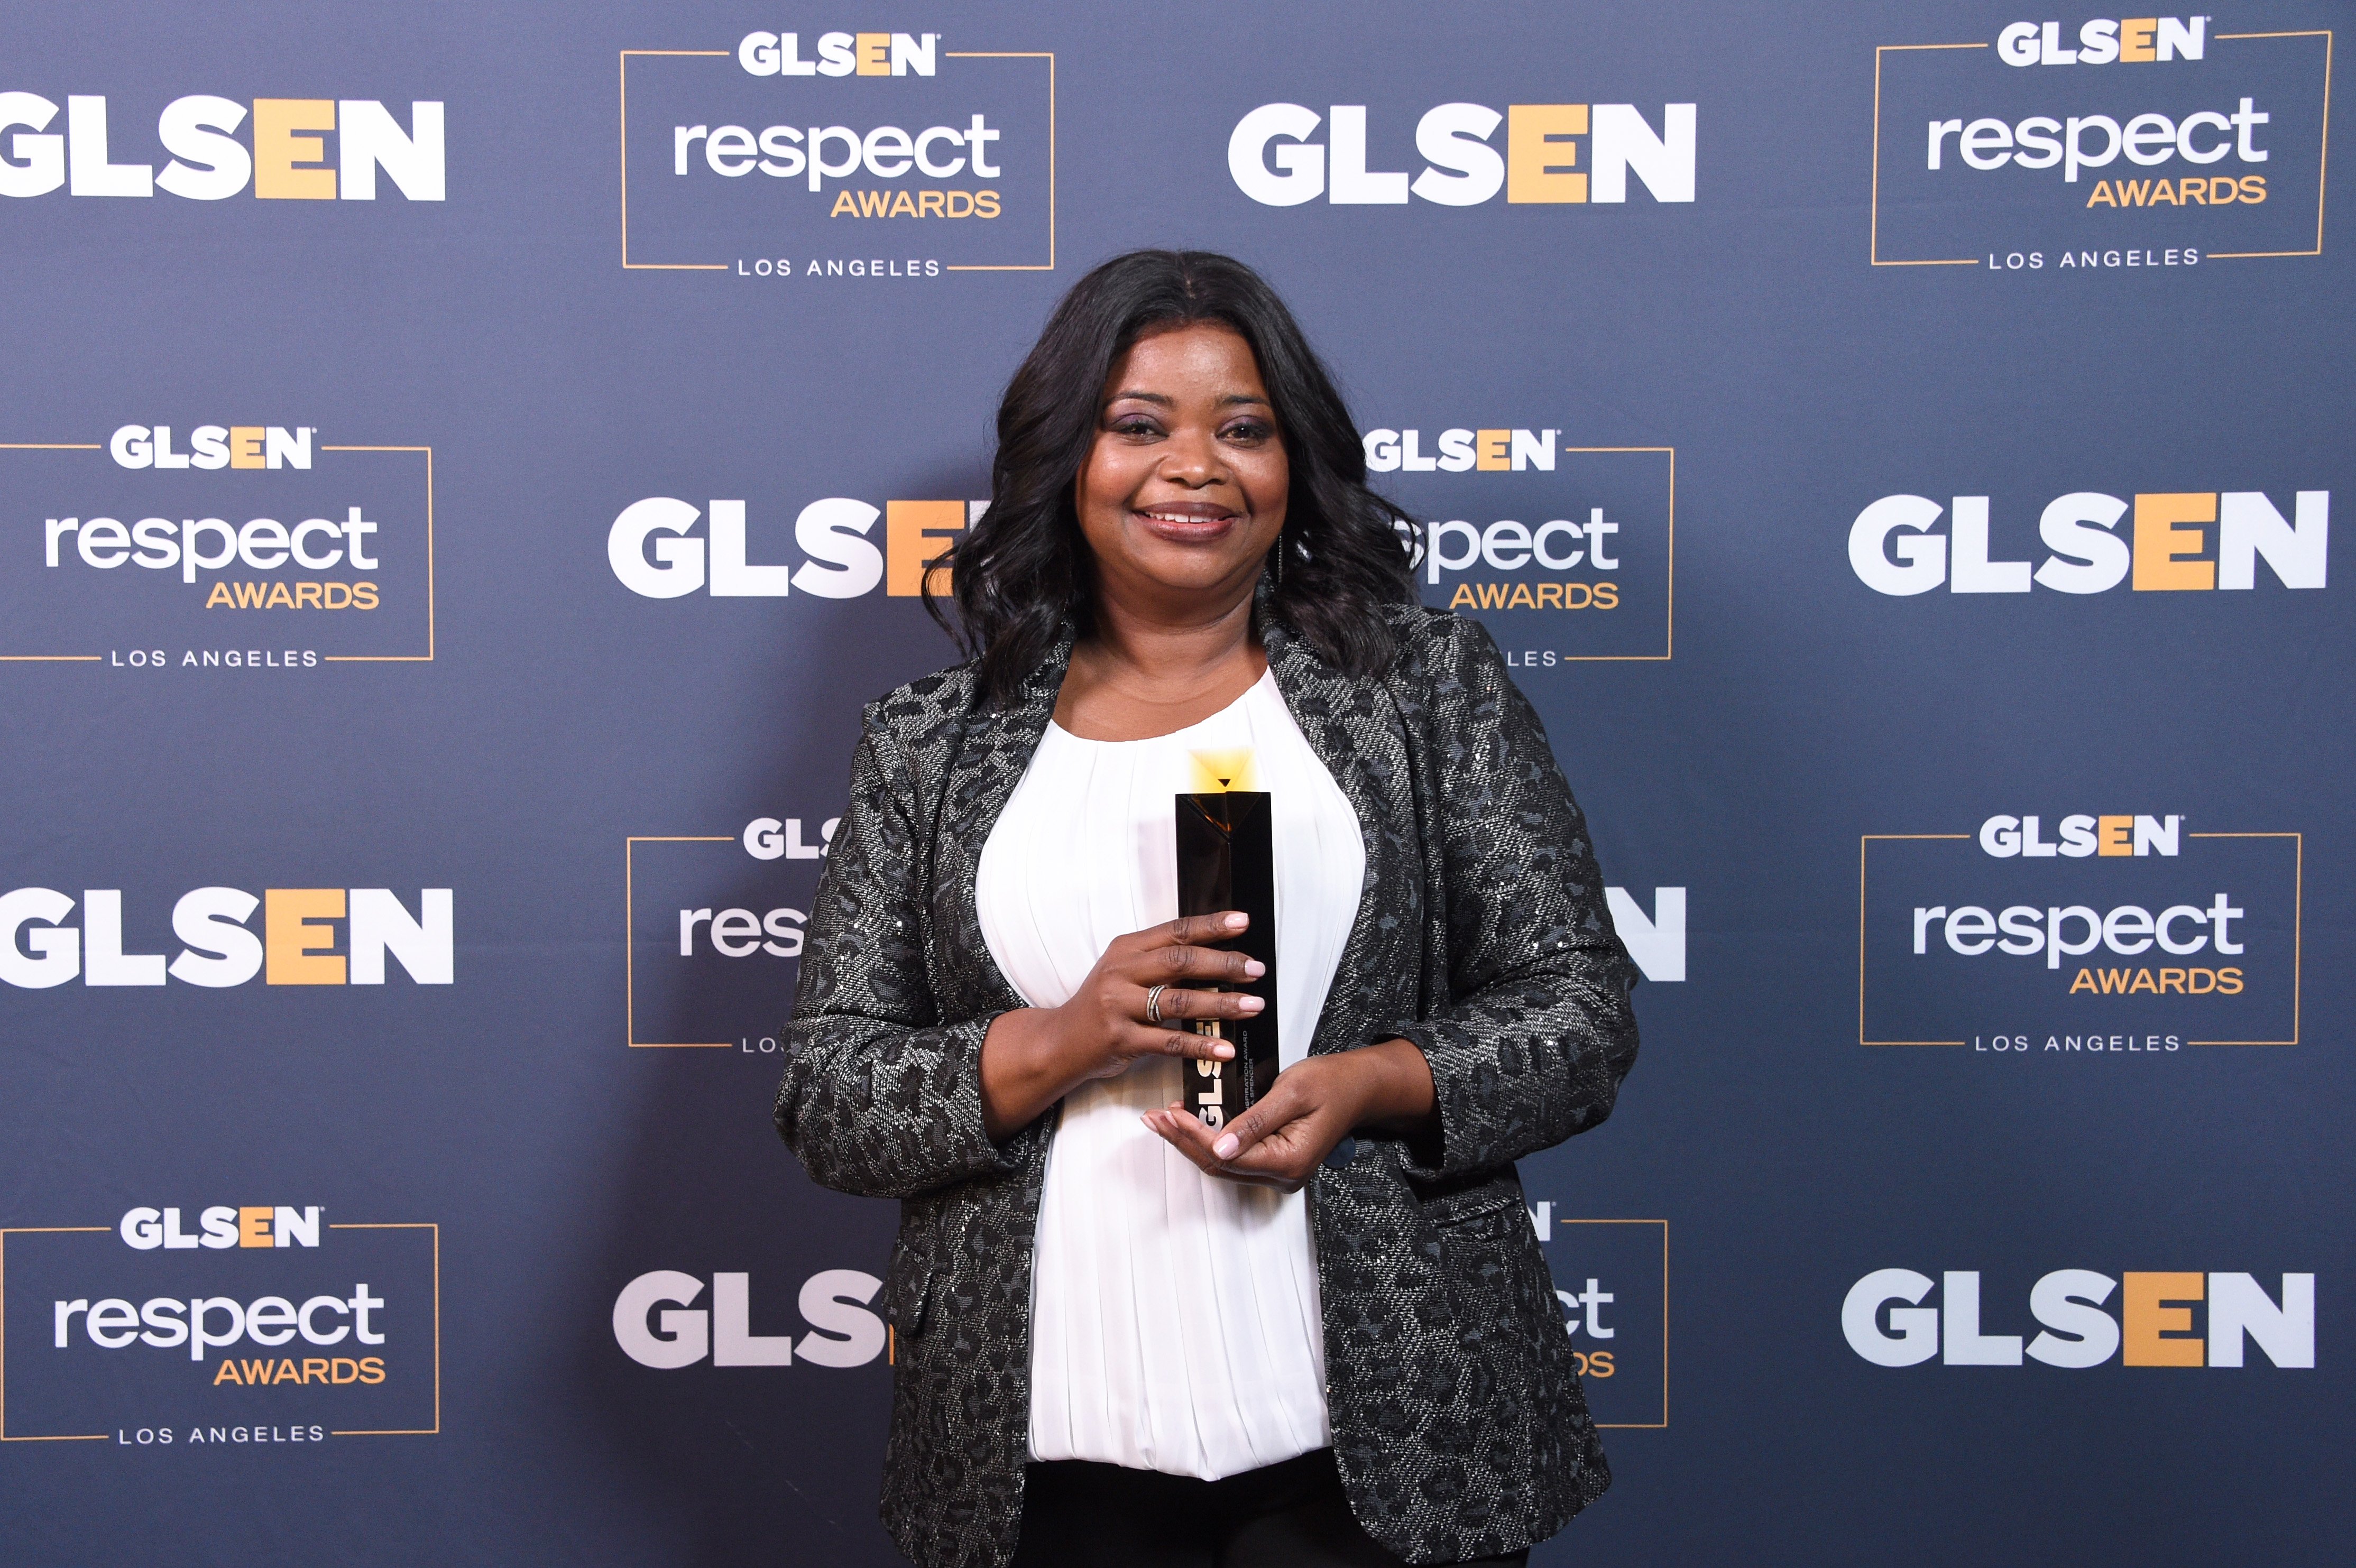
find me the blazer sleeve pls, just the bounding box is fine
[1377,618,1642,1180]
[773,706,1019,1200]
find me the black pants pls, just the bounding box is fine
[1008,1449,1531,1568]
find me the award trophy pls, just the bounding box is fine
[1173,769,1278,1129]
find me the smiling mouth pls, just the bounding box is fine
[1135,504,1242,533]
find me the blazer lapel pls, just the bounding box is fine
[1263,617,1423,1055]
[926,631,1072,1019]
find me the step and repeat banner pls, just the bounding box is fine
[2,3,2344,1563]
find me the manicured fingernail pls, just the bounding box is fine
[1213,1135,1240,1159]
[1224,912,1248,929]
[1243,960,1266,977]
[1239,995,1265,1012]
[1214,1043,1235,1058]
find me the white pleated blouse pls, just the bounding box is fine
[974,668,1367,1480]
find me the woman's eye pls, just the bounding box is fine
[1109,416,1161,438]
[1222,421,1274,445]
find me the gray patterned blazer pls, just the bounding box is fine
[775,603,1641,1567]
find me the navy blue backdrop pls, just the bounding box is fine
[2,2,2345,1562]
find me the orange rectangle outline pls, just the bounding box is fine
[0,442,435,663]
[318,445,435,661]
[1543,446,1674,661]
[1860,831,2301,1047]
[326,1222,441,1434]
[2208,31,2332,258]
[1552,1217,1669,1428]
[2183,832,2302,1044]
[1859,834,1973,1045]
[627,834,738,1047]
[620,49,1056,272]
[1,1222,438,1441]
[1441,446,1671,660]
[941,53,1056,271]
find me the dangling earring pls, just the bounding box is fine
[1273,528,1286,590]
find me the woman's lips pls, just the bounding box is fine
[1133,504,1242,543]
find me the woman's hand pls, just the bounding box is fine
[1144,1038,1437,1193]
[979,912,1268,1140]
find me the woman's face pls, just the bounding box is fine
[1073,322,1289,613]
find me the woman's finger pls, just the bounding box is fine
[1161,911,1249,947]
[1143,1106,1228,1172]
[1207,1078,1302,1161]
[1147,1103,1221,1157]
[1149,1094,1320,1184]
[1139,943,1264,985]
[1144,1108,1299,1191]
[1124,1023,1235,1063]
[1140,983,1264,1022]
[1209,1124,1319,1185]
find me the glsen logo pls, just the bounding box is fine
[1376,428,1672,662]
[739,815,836,865]
[1995,17,2214,68]
[1849,488,2326,595]
[1228,101,1695,207]
[118,1205,322,1251]
[608,495,981,600]
[620,33,1053,274]
[626,819,833,1050]
[1977,811,2182,856]
[0,94,441,200]
[1843,1267,2313,1368]
[0,886,453,989]
[109,423,315,472]
[1366,428,1563,474]
[612,1269,885,1368]
[1527,1209,1667,1428]
[1858,814,2299,1049]
[1,1209,440,1443]
[735,30,941,78]
[4,429,437,668]
[1871,20,2330,267]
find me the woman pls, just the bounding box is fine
[776,250,1640,1568]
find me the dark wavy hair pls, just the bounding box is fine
[928,249,1417,706]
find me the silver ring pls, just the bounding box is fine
[1144,983,1169,1027]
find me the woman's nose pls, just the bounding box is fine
[1160,428,1227,485]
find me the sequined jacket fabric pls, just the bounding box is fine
[775,605,1641,1567]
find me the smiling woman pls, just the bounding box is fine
[1055,321,1291,739]
[934,251,1421,715]
[776,251,1641,1568]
